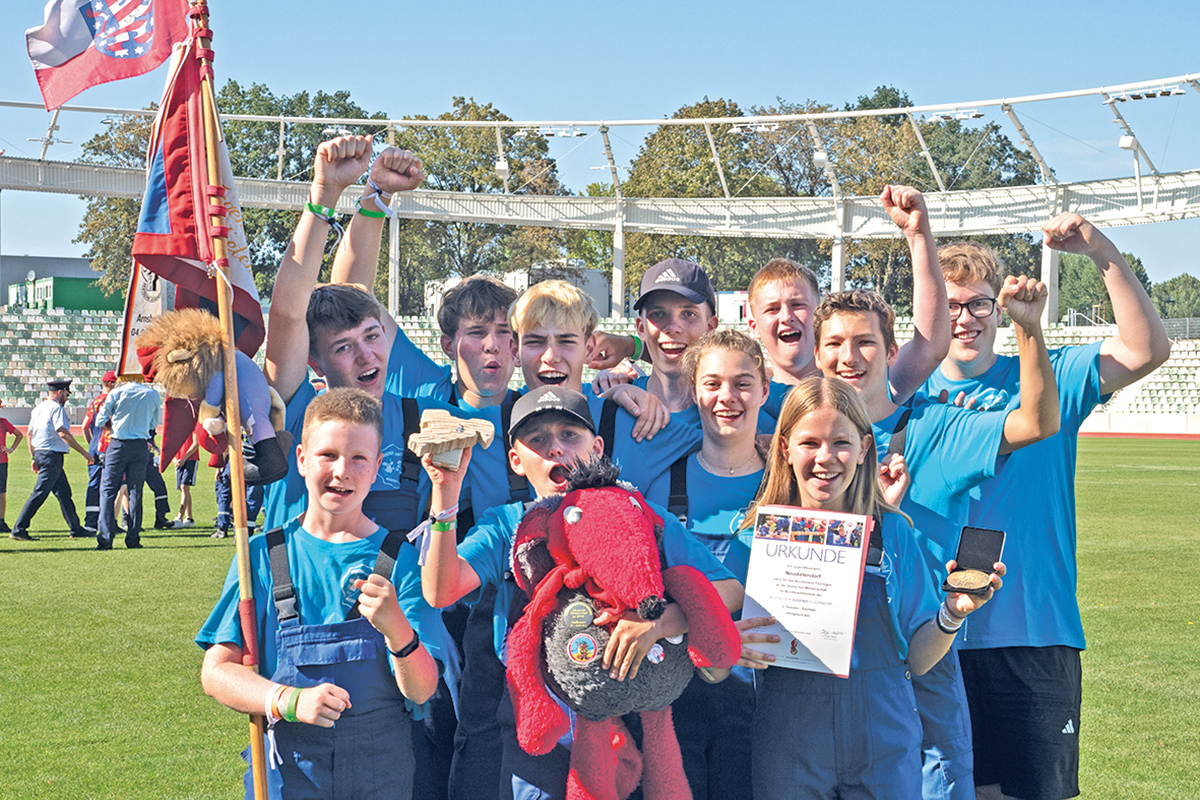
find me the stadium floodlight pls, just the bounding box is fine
[1128,91,1145,100]
[495,158,510,180]
[322,125,352,137]
[924,112,953,123]
[1118,135,1138,151]
[955,110,984,120]
[812,150,830,168]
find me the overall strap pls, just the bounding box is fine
[506,498,543,628]
[400,397,422,486]
[599,399,619,460]
[666,453,689,525]
[867,513,886,568]
[345,530,408,621]
[500,391,531,504]
[265,527,299,623]
[868,409,910,569]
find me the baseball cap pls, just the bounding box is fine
[102,370,118,383]
[508,386,595,443]
[633,258,717,313]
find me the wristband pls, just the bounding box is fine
[432,504,458,522]
[630,335,644,362]
[936,602,964,635]
[304,201,337,221]
[388,630,421,659]
[355,198,387,218]
[283,687,302,723]
[265,683,284,725]
[431,519,456,533]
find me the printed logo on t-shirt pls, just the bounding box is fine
[958,387,1010,412]
[729,507,749,535]
[375,443,406,490]
[341,563,373,613]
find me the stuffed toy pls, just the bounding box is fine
[507,458,742,800]
[136,308,290,486]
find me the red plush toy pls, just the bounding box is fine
[507,458,741,800]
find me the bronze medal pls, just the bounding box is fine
[946,569,990,591]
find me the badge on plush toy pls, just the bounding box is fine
[506,457,742,800]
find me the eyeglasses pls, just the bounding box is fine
[948,298,997,319]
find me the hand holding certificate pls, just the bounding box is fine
[740,505,875,678]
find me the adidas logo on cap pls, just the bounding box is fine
[655,268,680,284]
[538,390,561,404]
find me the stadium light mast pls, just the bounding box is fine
[599,126,626,318]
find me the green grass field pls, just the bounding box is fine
[1,438,1197,799]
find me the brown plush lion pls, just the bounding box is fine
[137,308,290,486]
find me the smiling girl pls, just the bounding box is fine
[731,376,1004,800]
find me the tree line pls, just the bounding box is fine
[74,82,1200,320]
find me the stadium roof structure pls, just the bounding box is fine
[3,70,1200,319]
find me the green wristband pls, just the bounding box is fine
[631,335,644,362]
[355,199,387,218]
[284,687,302,723]
[431,519,456,533]
[304,201,337,221]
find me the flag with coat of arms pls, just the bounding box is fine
[26,0,189,110]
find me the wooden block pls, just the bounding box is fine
[407,409,496,471]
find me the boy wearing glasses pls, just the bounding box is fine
[923,214,1169,800]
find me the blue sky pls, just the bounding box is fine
[3,0,1200,283]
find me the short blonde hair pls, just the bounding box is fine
[939,242,1005,295]
[748,258,820,311]
[301,387,383,449]
[508,280,599,340]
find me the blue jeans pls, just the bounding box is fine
[98,439,150,548]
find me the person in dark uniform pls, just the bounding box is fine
[11,379,93,541]
[82,370,117,536]
[95,374,161,550]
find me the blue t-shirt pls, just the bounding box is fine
[644,453,762,562]
[459,498,737,663]
[587,394,702,495]
[760,379,794,424]
[195,516,450,678]
[918,342,1105,650]
[263,381,469,536]
[385,326,454,400]
[872,397,1007,577]
[725,513,939,665]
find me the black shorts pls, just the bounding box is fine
[959,646,1081,800]
[176,459,198,488]
[0,462,7,493]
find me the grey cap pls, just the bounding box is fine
[508,386,595,442]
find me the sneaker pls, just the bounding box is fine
[9,531,37,541]
[175,518,196,529]
[0,521,10,533]
[211,529,229,539]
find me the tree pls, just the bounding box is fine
[1150,273,1200,319]
[74,111,154,295]
[620,98,821,297]
[1057,251,1152,322]
[74,81,390,298]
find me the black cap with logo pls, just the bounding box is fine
[633,258,717,313]
[508,386,595,443]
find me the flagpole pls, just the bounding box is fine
[190,6,269,799]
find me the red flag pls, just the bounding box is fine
[131,37,264,466]
[132,37,264,357]
[26,0,189,110]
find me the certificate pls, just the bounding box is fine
[740,505,874,678]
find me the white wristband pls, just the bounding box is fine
[936,602,964,635]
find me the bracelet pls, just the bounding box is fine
[304,201,338,222]
[630,335,644,361]
[936,602,964,635]
[266,683,288,724]
[355,198,387,218]
[388,630,421,659]
[431,519,456,533]
[432,503,459,522]
[283,687,302,723]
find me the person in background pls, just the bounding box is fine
[0,397,25,533]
